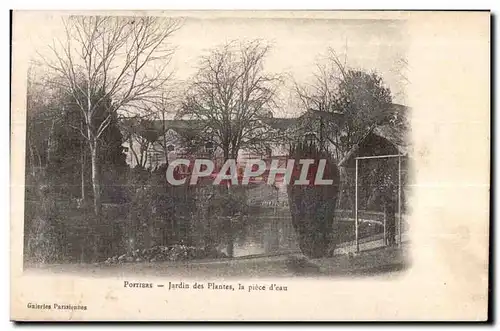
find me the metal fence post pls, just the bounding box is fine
[355,158,359,253]
[398,155,402,247]
[383,205,387,246]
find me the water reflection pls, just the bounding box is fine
[227,207,386,258]
[232,206,299,257]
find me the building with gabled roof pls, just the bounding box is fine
[338,104,411,168]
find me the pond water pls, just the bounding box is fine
[226,207,385,257]
[230,207,300,257]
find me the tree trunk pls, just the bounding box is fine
[89,139,102,262]
[89,141,102,216]
[47,119,56,164]
[129,136,141,167]
[162,112,169,167]
[81,144,86,202]
[28,142,36,177]
[223,149,239,258]
[226,217,234,258]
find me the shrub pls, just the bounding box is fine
[287,142,340,258]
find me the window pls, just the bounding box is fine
[305,132,317,144]
[204,141,215,153]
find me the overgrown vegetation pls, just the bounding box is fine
[24,15,406,264]
[287,141,340,258]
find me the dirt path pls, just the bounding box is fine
[24,244,409,279]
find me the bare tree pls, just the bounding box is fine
[177,40,281,257]
[292,48,393,161]
[26,67,68,179]
[26,67,48,177]
[178,40,282,161]
[39,15,181,215]
[118,87,180,170]
[146,88,180,165]
[121,116,160,168]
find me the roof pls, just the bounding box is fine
[120,116,298,138]
[262,117,297,130]
[372,123,409,155]
[120,107,345,138]
[301,109,345,122]
[151,119,205,138]
[338,104,411,167]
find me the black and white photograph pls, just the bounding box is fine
[9,10,490,321]
[21,11,410,277]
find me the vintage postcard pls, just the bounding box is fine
[10,10,490,321]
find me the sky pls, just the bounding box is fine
[21,12,409,117]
